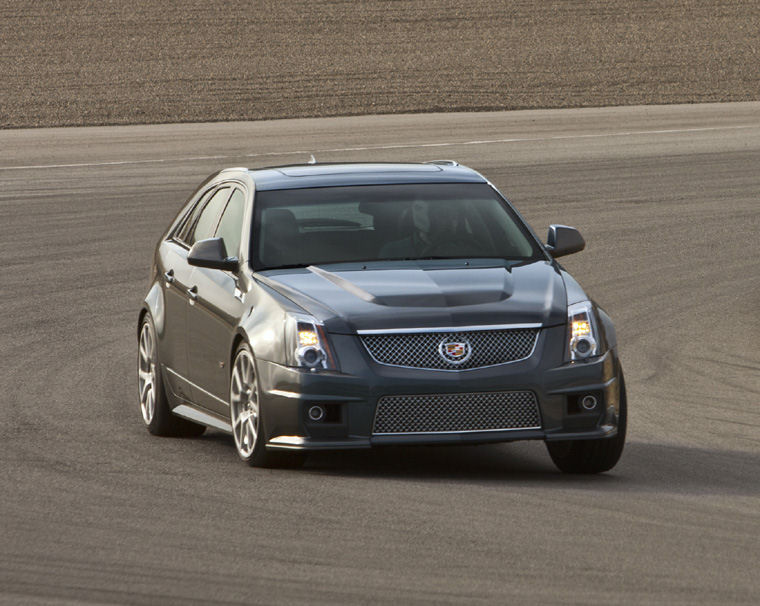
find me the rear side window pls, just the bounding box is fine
[215,188,245,258]
[186,187,232,246]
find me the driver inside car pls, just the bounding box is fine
[380,199,467,258]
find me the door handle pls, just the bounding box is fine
[187,285,198,303]
[164,269,175,285]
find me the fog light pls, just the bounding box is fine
[581,395,598,411]
[308,405,326,422]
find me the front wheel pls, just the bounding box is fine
[546,370,627,474]
[229,343,305,468]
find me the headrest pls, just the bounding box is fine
[264,208,298,228]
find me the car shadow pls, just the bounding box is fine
[301,440,760,497]
[198,431,760,497]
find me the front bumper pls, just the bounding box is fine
[256,326,623,451]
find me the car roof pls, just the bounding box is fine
[244,162,487,191]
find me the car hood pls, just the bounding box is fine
[257,260,567,334]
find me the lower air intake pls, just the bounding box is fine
[373,391,541,434]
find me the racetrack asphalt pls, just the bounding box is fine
[1,102,759,604]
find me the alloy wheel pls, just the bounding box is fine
[230,348,259,459]
[138,321,157,425]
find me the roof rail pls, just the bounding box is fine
[424,159,460,167]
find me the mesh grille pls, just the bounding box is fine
[361,328,538,370]
[373,391,541,434]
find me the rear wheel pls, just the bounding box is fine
[546,370,627,474]
[138,313,205,437]
[229,342,305,468]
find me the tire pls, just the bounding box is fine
[229,342,305,468]
[138,313,206,438]
[546,370,627,474]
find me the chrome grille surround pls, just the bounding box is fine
[373,391,541,435]
[359,326,540,370]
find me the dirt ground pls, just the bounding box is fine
[1,0,758,128]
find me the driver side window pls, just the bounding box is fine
[186,187,232,247]
[176,187,214,244]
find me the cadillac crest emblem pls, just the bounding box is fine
[438,337,472,365]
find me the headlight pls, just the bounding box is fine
[285,314,337,370]
[567,301,598,361]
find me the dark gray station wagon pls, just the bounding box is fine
[138,161,626,472]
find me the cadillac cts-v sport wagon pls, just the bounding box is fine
[137,161,626,473]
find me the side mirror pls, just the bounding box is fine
[187,237,239,271]
[545,224,585,258]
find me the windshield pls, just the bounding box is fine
[252,183,543,270]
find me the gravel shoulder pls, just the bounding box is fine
[1,0,758,128]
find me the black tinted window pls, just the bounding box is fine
[215,188,245,258]
[187,187,231,246]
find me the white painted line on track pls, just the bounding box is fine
[0,155,230,171]
[1,123,758,171]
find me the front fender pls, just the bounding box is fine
[236,281,298,365]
